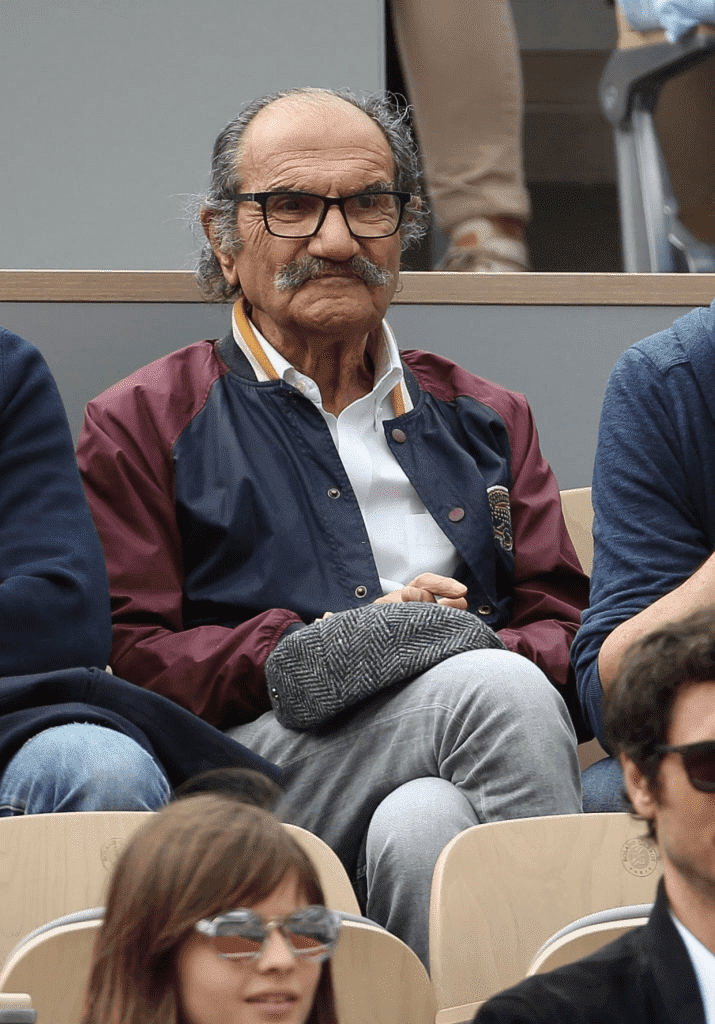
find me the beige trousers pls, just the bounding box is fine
[390,0,530,232]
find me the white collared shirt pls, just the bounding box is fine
[672,912,715,1023]
[232,308,459,593]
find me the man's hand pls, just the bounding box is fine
[374,572,468,609]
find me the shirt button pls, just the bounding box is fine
[448,507,465,523]
[477,604,494,616]
[391,428,407,443]
[327,487,341,499]
[354,585,368,599]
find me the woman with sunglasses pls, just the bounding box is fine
[80,794,340,1024]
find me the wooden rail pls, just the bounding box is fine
[2,270,715,305]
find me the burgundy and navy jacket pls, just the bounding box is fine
[77,334,589,733]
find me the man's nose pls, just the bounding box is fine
[308,204,360,260]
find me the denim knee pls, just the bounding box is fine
[0,723,171,815]
[581,756,627,813]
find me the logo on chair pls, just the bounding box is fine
[620,838,659,876]
[100,838,124,872]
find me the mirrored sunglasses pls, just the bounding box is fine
[655,739,715,791]
[195,906,340,961]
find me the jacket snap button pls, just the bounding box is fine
[327,487,341,499]
[391,428,407,443]
[354,585,368,598]
[270,686,281,705]
[448,507,465,522]
[477,604,493,616]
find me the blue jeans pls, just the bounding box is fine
[0,723,171,816]
[581,756,627,813]
[230,648,582,967]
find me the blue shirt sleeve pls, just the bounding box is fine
[571,328,713,743]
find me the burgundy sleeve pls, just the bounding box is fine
[496,392,589,689]
[76,350,301,730]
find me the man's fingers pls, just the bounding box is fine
[436,596,469,609]
[407,572,468,598]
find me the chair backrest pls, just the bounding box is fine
[0,918,100,1024]
[0,810,153,969]
[560,486,594,576]
[283,823,361,914]
[429,812,662,1023]
[0,916,436,1024]
[332,919,436,1024]
[0,810,360,970]
[526,914,649,975]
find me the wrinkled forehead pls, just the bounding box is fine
[236,94,395,190]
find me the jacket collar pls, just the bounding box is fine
[215,331,421,416]
[644,878,707,1023]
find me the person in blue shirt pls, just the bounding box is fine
[571,300,715,808]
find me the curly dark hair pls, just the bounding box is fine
[195,87,428,302]
[603,606,715,837]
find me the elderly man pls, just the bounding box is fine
[477,607,715,1023]
[77,88,588,963]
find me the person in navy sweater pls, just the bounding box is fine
[0,328,272,817]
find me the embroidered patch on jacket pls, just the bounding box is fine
[487,485,513,551]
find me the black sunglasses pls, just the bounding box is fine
[195,906,340,961]
[654,740,715,791]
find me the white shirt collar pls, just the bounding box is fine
[231,303,412,422]
[671,911,715,1023]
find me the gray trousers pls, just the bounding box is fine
[230,648,581,967]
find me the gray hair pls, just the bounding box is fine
[195,87,428,302]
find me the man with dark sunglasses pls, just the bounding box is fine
[476,607,715,1023]
[77,87,588,966]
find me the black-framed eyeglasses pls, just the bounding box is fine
[195,906,341,961]
[229,190,412,239]
[654,740,715,791]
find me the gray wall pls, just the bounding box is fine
[1,0,383,273]
[0,300,690,489]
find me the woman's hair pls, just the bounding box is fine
[81,795,338,1024]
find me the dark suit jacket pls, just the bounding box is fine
[475,881,705,1024]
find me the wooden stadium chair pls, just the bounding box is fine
[526,911,650,976]
[560,486,594,577]
[283,823,361,914]
[0,915,436,1024]
[428,812,662,1023]
[0,810,359,973]
[332,918,436,1024]
[0,917,100,1024]
[559,487,609,770]
[0,810,152,969]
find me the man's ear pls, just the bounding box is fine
[622,753,658,820]
[200,209,239,287]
